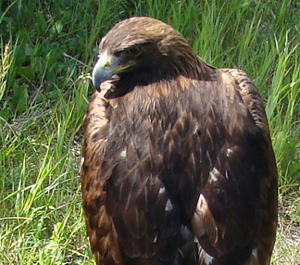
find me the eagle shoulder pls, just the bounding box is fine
[221,68,269,132]
[81,88,123,265]
[193,69,277,265]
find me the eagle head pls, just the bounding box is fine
[92,17,203,96]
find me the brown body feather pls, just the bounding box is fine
[81,17,277,265]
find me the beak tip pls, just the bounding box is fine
[92,75,101,92]
[92,64,113,91]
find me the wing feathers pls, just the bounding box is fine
[81,70,277,264]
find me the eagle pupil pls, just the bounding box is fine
[128,46,141,56]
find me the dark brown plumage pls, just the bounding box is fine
[81,17,277,265]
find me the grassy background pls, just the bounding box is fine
[0,0,299,264]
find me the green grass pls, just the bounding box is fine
[0,0,299,264]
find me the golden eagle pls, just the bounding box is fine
[81,17,277,265]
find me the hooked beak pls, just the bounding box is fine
[92,51,113,91]
[92,50,135,91]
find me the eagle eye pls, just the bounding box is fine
[127,46,142,57]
